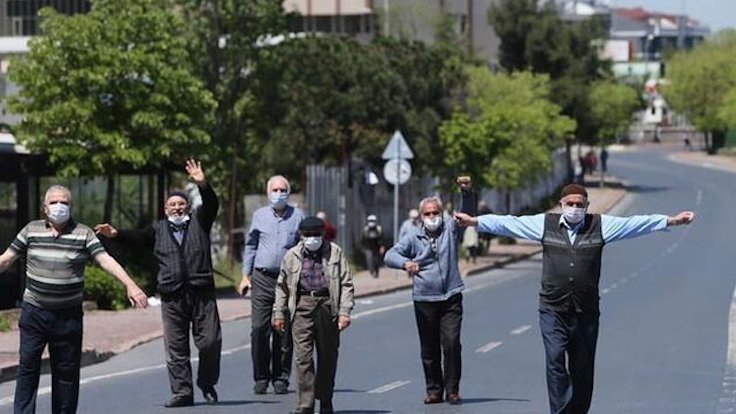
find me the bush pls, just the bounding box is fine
[83,266,129,310]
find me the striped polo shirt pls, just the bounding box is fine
[10,219,105,309]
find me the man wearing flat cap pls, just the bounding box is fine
[95,159,221,408]
[454,183,695,414]
[272,216,354,414]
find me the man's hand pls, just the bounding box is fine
[273,319,285,333]
[338,315,351,331]
[185,159,206,185]
[456,176,472,191]
[94,223,119,238]
[404,261,419,274]
[453,212,479,227]
[238,275,252,296]
[667,211,696,226]
[127,284,148,308]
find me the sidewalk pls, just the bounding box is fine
[0,178,625,383]
[670,150,736,174]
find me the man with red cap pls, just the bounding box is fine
[454,183,695,414]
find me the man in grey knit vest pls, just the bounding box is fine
[455,183,695,414]
[95,159,221,408]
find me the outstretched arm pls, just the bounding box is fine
[454,212,545,242]
[602,211,695,243]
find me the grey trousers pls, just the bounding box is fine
[251,269,292,384]
[161,288,222,397]
[292,295,340,410]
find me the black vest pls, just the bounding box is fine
[153,215,214,294]
[540,213,605,313]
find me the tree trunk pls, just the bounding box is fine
[103,176,115,223]
[227,149,237,262]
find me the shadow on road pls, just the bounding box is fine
[196,399,280,406]
[459,397,530,404]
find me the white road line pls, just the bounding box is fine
[352,302,413,319]
[475,341,503,353]
[367,380,411,394]
[0,343,252,407]
[510,325,531,335]
[715,284,736,412]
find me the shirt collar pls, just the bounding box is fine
[558,215,584,232]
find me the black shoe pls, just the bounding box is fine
[201,386,218,404]
[320,399,334,414]
[423,393,443,404]
[446,392,461,405]
[165,395,194,408]
[253,381,268,395]
[273,380,289,394]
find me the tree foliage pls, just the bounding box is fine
[663,29,736,152]
[8,0,216,178]
[589,81,640,146]
[439,68,575,205]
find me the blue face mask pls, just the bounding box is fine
[270,192,289,210]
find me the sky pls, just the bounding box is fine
[611,0,735,31]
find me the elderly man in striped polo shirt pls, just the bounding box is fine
[0,185,149,414]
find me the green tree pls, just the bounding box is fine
[439,68,575,211]
[8,0,215,221]
[589,81,640,146]
[664,29,736,153]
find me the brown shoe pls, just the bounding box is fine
[423,393,444,404]
[446,393,461,405]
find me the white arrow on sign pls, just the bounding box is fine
[381,130,414,160]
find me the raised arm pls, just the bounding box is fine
[187,159,219,229]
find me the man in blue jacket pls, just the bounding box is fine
[383,177,474,406]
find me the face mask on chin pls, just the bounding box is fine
[167,215,190,226]
[47,203,71,225]
[562,205,586,224]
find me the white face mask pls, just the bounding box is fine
[167,215,190,226]
[304,236,323,252]
[270,192,289,210]
[423,216,443,232]
[47,203,71,225]
[562,205,586,224]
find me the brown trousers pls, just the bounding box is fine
[292,295,340,410]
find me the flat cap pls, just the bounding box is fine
[299,216,325,232]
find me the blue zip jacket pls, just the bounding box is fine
[384,218,465,302]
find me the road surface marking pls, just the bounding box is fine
[510,325,531,335]
[475,341,503,353]
[0,343,252,407]
[367,380,411,394]
[715,285,736,412]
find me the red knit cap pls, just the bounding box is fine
[560,184,588,199]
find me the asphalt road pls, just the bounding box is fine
[1,146,734,414]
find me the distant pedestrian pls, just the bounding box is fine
[399,208,421,240]
[383,176,474,406]
[361,215,384,278]
[239,175,305,395]
[0,185,148,414]
[684,137,692,151]
[316,211,337,243]
[462,226,479,264]
[454,183,695,414]
[477,201,493,253]
[95,159,220,408]
[273,217,354,414]
[573,159,584,184]
[599,148,609,174]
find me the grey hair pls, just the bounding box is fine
[44,185,72,205]
[266,175,291,194]
[419,196,443,213]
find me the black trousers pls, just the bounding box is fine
[161,288,222,398]
[251,269,292,385]
[413,293,463,396]
[15,302,82,414]
[292,295,340,410]
[539,308,599,414]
